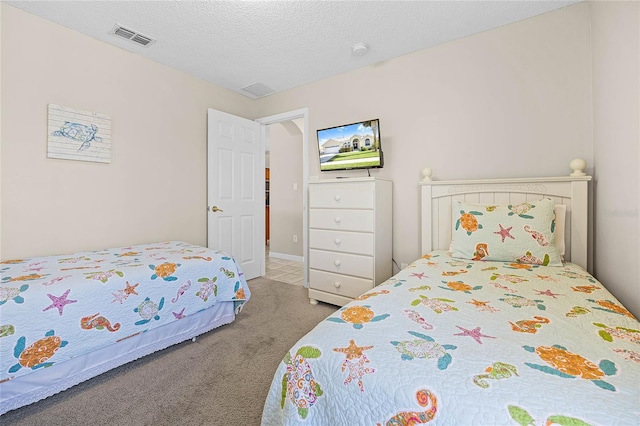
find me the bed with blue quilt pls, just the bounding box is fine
[0,240,250,415]
[261,164,639,425]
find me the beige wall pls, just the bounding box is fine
[591,1,640,317]
[267,122,303,258]
[254,3,593,268]
[1,5,252,258]
[0,4,3,259]
[2,3,638,317]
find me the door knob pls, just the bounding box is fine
[211,206,224,213]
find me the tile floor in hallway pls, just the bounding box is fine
[264,248,305,286]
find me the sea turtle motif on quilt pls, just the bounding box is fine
[0,284,29,305]
[508,405,592,426]
[592,323,640,345]
[523,344,617,391]
[8,329,68,373]
[499,294,546,310]
[411,295,459,314]
[490,273,528,284]
[0,259,26,265]
[234,281,246,299]
[505,262,540,271]
[587,299,635,319]
[565,306,591,318]
[571,285,600,293]
[134,297,165,325]
[559,270,597,283]
[149,262,180,281]
[84,269,124,284]
[1,273,49,283]
[326,305,390,329]
[438,280,482,294]
[196,277,218,302]
[441,269,468,277]
[612,349,640,364]
[390,331,457,370]
[280,346,323,419]
[383,278,407,287]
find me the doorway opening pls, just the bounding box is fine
[256,109,309,288]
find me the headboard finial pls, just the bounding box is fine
[421,168,433,183]
[570,158,587,177]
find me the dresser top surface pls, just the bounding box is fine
[310,177,392,184]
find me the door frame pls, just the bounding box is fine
[255,108,309,288]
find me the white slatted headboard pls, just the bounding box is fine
[420,161,592,270]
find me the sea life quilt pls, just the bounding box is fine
[0,241,250,383]
[262,251,639,425]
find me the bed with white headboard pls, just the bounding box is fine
[261,161,639,426]
[420,159,591,269]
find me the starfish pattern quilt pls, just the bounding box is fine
[0,241,250,385]
[262,251,639,425]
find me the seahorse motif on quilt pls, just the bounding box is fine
[81,313,121,332]
[378,389,437,426]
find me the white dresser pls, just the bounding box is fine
[308,178,392,306]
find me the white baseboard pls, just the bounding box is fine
[269,252,304,263]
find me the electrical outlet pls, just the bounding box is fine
[293,183,298,191]
[293,235,298,243]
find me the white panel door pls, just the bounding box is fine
[207,109,263,280]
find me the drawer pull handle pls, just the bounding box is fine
[334,217,341,223]
[334,195,341,201]
[334,281,341,289]
[334,260,341,267]
[334,238,341,245]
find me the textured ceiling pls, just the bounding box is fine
[7,0,579,99]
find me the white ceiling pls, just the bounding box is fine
[7,0,579,99]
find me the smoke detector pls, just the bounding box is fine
[111,24,155,47]
[351,42,369,56]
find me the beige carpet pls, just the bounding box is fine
[1,278,337,426]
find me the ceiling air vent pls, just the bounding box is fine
[241,83,275,99]
[111,24,155,47]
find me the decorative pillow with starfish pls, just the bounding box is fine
[450,198,563,266]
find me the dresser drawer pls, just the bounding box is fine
[309,182,374,209]
[309,229,373,255]
[309,270,373,299]
[309,249,373,279]
[309,209,374,232]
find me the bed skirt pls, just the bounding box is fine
[1,300,235,415]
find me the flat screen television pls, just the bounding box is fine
[316,119,383,172]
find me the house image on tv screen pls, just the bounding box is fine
[320,134,375,153]
[317,119,382,171]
